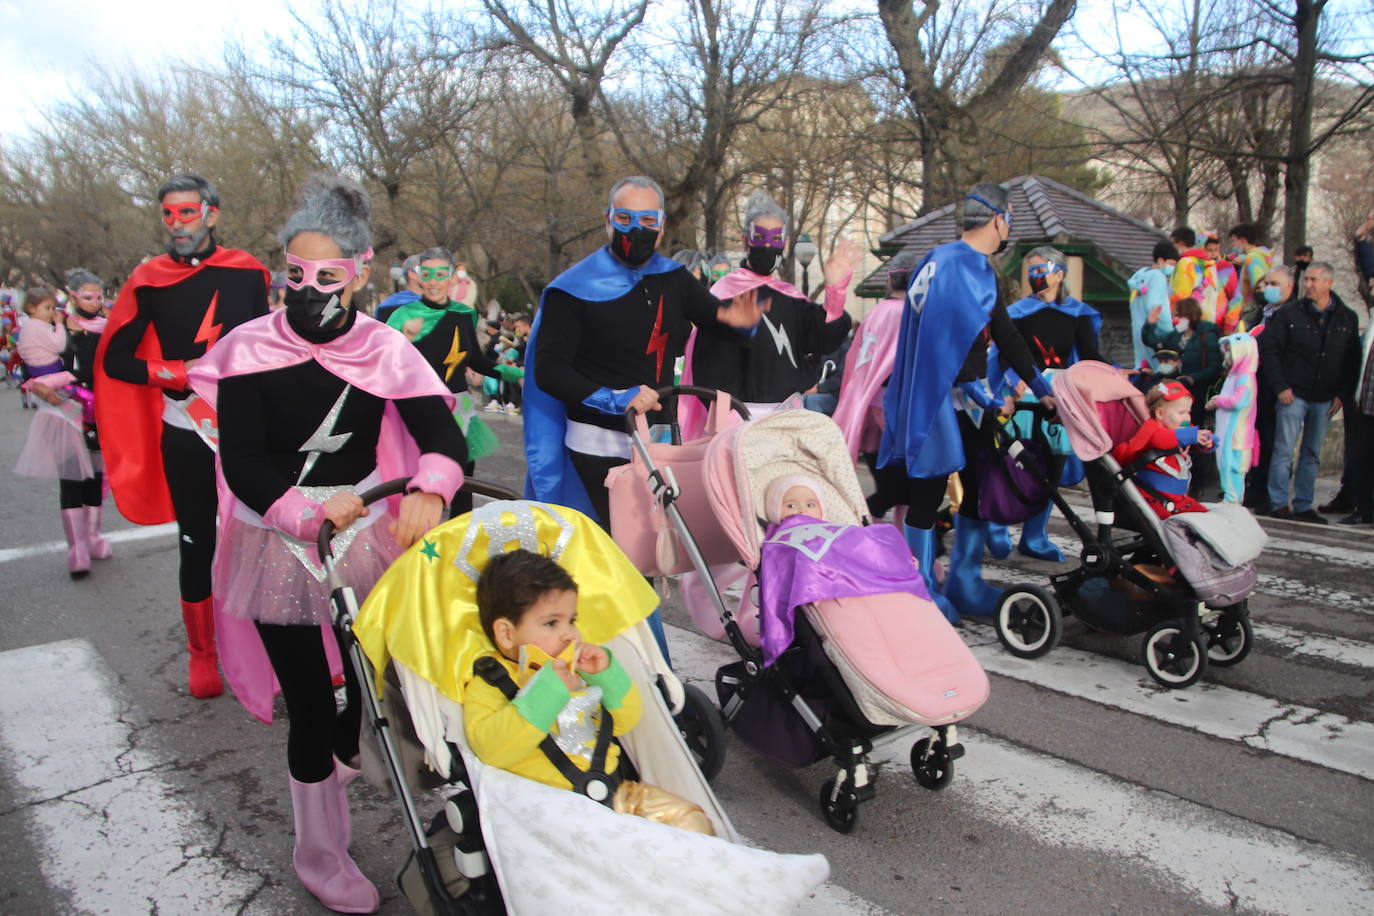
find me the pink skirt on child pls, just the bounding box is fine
[14,400,92,480]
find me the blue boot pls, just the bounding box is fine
[986,523,1013,559]
[1017,504,1064,562]
[945,517,1005,617]
[904,524,959,624]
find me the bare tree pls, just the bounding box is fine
[479,0,650,183]
[876,0,1078,211]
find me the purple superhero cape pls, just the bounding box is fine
[189,309,456,723]
[758,514,931,666]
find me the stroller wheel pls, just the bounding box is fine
[1141,620,1208,688]
[676,684,727,782]
[910,738,953,790]
[1202,609,1253,667]
[994,586,1063,659]
[818,777,860,833]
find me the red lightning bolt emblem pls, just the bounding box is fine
[194,291,222,350]
[645,294,668,381]
[1033,335,1062,368]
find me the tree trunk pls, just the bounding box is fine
[1282,0,1323,261]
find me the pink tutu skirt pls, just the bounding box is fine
[14,401,92,480]
[216,507,404,626]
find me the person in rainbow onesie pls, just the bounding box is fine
[1206,330,1262,504]
[1169,226,1221,325]
[1226,224,1275,334]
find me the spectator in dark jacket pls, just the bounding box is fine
[1244,265,1298,510]
[1261,261,1363,522]
[1338,215,1374,525]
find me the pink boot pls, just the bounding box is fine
[289,773,379,913]
[60,508,90,579]
[86,505,113,560]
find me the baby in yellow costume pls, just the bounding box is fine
[463,548,713,834]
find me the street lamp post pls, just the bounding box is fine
[794,232,818,298]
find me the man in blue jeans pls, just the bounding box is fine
[1260,262,1362,522]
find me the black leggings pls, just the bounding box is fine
[452,459,477,517]
[903,411,988,528]
[58,471,104,510]
[255,622,361,783]
[568,449,628,532]
[161,424,218,603]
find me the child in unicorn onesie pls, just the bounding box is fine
[1206,331,1261,504]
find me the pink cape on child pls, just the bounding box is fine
[831,295,904,463]
[189,309,456,723]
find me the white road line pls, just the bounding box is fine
[0,639,261,913]
[1250,620,1374,669]
[962,634,1374,782]
[663,622,1374,915]
[0,523,177,565]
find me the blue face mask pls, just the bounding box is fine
[1161,264,1176,278]
[1263,285,1282,304]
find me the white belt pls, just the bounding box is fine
[162,393,196,430]
[565,420,631,459]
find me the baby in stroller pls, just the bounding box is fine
[1111,379,1215,518]
[465,547,713,834]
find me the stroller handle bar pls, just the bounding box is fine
[317,477,522,563]
[624,385,752,434]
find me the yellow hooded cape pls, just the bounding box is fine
[355,500,658,704]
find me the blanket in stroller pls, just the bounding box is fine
[759,514,930,666]
[1161,503,1265,607]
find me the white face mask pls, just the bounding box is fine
[1175,318,1191,334]
[457,269,468,280]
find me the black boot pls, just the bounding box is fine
[1320,490,1354,514]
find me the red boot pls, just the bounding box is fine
[180,598,224,698]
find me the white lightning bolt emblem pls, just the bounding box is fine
[855,332,878,369]
[761,314,797,368]
[297,386,353,484]
[319,294,343,327]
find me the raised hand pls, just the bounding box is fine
[717,287,767,327]
[823,238,863,289]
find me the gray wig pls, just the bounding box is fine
[670,249,704,271]
[961,182,1010,233]
[1025,245,1068,301]
[65,267,102,290]
[156,173,220,208]
[741,191,788,235]
[607,176,665,211]
[417,247,455,266]
[278,174,373,258]
[401,253,422,275]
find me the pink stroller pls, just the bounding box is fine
[625,398,989,832]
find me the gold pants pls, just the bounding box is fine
[612,780,715,836]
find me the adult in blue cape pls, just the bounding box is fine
[524,175,765,525]
[986,245,1102,562]
[878,183,1056,623]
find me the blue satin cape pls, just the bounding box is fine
[878,241,998,479]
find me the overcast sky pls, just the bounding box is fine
[1,0,1368,141]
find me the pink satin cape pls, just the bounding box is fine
[832,296,904,462]
[189,309,457,724]
[679,268,847,439]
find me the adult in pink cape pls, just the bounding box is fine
[679,192,859,439]
[189,175,465,915]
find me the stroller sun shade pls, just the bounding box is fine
[1051,361,1151,460]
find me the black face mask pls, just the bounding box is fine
[746,246,780,275]
[284,286,347,330]
[610,226,659,267]
[1028,273,1051,294]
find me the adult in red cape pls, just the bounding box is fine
[190,174,465,914]
[679,192,858,439]
[96,174,269,699]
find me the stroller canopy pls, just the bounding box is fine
[356,500,659,704]
[1050,360,1151,460]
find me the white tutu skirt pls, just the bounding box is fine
[217,508,404,626]
[14,402,92,480]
